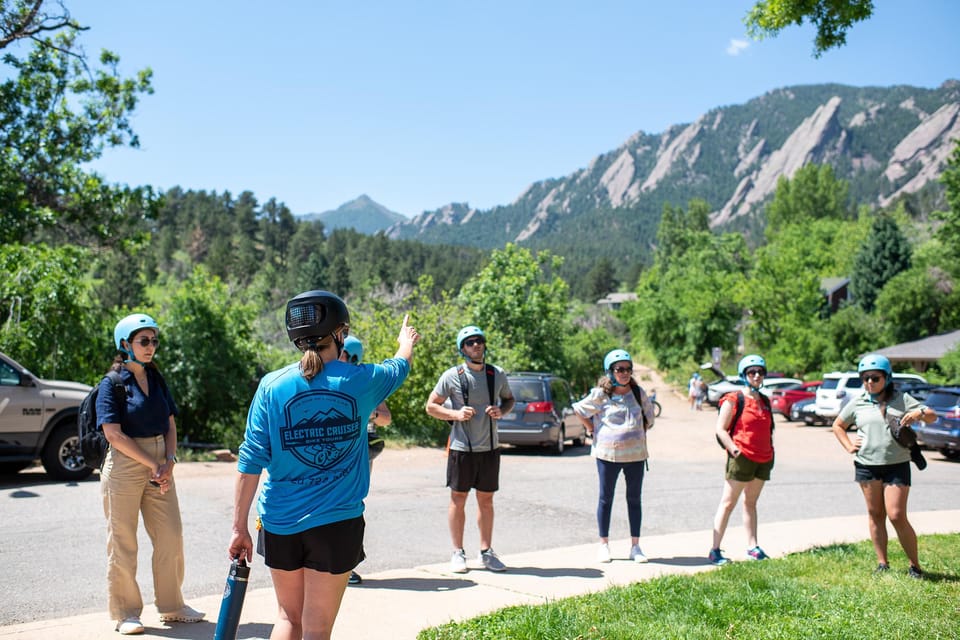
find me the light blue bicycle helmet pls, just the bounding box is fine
[604,349,632,372]
[603,349,633,386]
[858,353,892,376]
[114,313,159,362]
[737,354,767,390]
[342,336,364,364]
[457,325,485,350]
[457,325,487,362]
[858,353,893,398]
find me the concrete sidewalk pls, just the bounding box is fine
[3,509,958,639]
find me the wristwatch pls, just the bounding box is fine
[918,406,927,417]
[166,454,178,463]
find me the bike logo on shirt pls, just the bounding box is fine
[281,390,362,471]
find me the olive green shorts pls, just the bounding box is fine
[726,452,774,482]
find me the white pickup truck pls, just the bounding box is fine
[0,351,93,480]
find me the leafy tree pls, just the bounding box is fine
[765,164,851,230]
[348,277,466,444]
[0,243,108,381]
[458,244,570,374]
[822,303,881,370]
[0,5,155,244]
[159,267,260,447]
[849,215,912,312]
[744,219,860,373]
[934,140,960,264]
[623,200,749,369]
[745,0,875,57]
[874,266,947,343]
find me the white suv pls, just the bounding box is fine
[812,371,926,424]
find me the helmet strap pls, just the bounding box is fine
[462,349,485,365]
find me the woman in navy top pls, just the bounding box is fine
[97,313,204,634]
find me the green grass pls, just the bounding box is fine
[418,535,960,640]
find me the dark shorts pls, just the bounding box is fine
[854,461,911,486]
[257,515,365,574]
[447,448,501,492]
[726,452,774,482]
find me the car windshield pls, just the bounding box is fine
[509,379,544,403]
[925,391,960,409]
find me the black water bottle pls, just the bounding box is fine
[213,557,250,640]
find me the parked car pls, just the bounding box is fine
[497,372,585,454]
[0,351,93,480]
[813,371,926,423]
[894,380,936,402]
[914,386,960,460]
[706,376,802,405]
[771,380,822,418]
[790,397,817,422]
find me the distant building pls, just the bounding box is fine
[821,277,850,313]
[596,292,638,311]
[868,330,960,372]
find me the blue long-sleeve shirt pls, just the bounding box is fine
[238,357,409,534]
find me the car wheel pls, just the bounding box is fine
[803,414,815,426]
[941,448,960,461]
[553,426,565,455]
[788,406,800,422]
[0,461,32,475]
[41,422,94,481]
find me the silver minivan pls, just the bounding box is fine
[814,371,926,423]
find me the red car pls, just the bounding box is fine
[770,381,822,418]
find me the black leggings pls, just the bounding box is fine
[596,458,645,538]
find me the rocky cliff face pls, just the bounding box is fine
[388,81,960,244]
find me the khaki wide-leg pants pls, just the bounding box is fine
[101,435,185,620]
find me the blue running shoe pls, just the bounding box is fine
[708,548,729,565]
[746,546,769,560]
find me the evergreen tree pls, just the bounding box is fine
[584,257,618,302]
[850,215,912,313]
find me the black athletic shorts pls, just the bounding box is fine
[447,448,501,492]
[854,461,911,486]
[257,515,365,574]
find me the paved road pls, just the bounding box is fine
[2,368,957,626]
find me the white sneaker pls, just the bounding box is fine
[159,605,205,623]
[116,617,144,635]
[450,548,468,573]
[630,544,648,563]
[597,542,611,563]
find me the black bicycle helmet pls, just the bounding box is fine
[285,290,350,347]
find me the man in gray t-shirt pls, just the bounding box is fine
[425,326,514,574]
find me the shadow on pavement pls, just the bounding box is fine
[353,577,478,592]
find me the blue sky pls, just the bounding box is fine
[74,1,959,218]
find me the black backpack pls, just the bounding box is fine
[78,371,126,470]
[716,390,774,450]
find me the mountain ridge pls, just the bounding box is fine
[385,81,959,253]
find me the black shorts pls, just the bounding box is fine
[257,515,365,574]
[447,449,501,492]
[854,461,911,486]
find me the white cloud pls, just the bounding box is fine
[726,39,749,56]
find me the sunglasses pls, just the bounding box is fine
[463,337,485,347]
[861,374,884,383]
[612,366,634,374]
[744,368,765,377]
[133,337,159,348]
